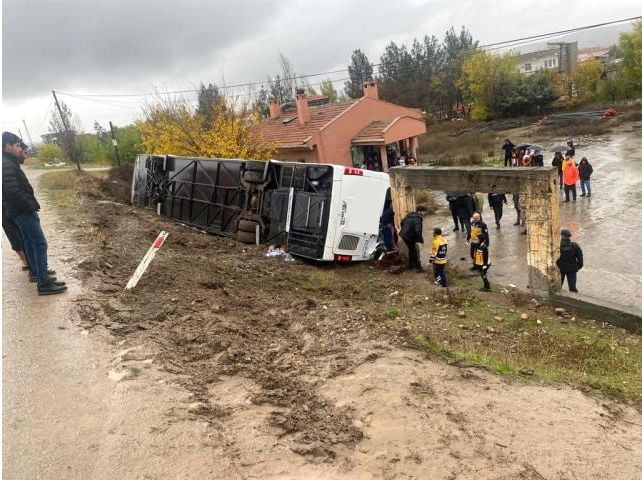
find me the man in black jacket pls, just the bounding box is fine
[487,193,508,229]
[2,132,67,295]
[556,228,583,293]
[400,205,427,272]
[501,139,515,167]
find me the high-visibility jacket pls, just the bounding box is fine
[474,243,490,267]
[430,235,448,264]
[562,158,575,171]
[563,163,579,186]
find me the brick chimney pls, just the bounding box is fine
[268,99,281,119]
[295,89,310,125]
[363,81,379,99]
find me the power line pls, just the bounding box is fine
[54,15,640,100]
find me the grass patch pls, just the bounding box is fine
[39,170,105,207]
[410,298,642,404]
[386,307,400,320]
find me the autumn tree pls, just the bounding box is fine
[345,49,373,98]
[136,95,274,160]
[573,59,603,101]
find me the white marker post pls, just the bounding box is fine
[125,231,169,290]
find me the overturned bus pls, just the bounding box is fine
[131,155,391,262]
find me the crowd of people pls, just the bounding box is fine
[383,137,589,293]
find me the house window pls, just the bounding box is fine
[524,63,532,72]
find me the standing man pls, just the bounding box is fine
[501,139,515,167]
[467,212,489,270]
[429,227,448,287]
[445,192,462,231]
[487,193,508,229]
[2,132,66,295]
[400,205,427,272]
[566,140,575,157]
[563,157,579,202]
[556,229,583,293]
[578,157,593,197]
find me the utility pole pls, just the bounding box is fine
[22,119,35,151]
[52,89,80,171]
[109,121,121,166]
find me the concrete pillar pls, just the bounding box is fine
[523,169,560,294]
[410,137,419,162]
[389,170,416,233]
[379,145,388,172]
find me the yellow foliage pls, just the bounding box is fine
[573,59,603,101]
[135,98,276,160]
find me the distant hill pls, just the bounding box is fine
[515,22,635,53]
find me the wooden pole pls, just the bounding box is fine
[52,90,80,171]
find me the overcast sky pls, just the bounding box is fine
[2,0,640,141]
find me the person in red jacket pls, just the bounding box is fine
[562,157,579,202]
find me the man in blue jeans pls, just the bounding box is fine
[2,132,66,295]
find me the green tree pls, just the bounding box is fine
[573,59,603,101]
[49,99,81,169]
[345,49,373,98]
[619,21,642,95]
[252,84,270,117]
[440,26,478,117]
[196,82,224,127]
[319,79,338,103]
[36,143,64,163]
[108,124,143,164]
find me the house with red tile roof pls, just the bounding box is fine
[255,82,426,172]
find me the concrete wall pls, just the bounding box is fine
[313,97,424,167]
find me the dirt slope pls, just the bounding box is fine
[64,196,642,479]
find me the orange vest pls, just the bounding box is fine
[563,163,579,185]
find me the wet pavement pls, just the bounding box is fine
[420,125,642,310]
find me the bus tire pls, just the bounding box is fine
[245,161,266,172]
[237,230,257,244]
[243,170,264,183]
[238,219,259,233]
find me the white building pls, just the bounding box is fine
[517,48,559,74]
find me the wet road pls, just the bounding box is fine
[421,125,642,310]
[2,169,223,478]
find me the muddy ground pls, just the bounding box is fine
[52,179,642,479]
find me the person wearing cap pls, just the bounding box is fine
[429,227,448,287]
[556,229,583,293]
[2,131,67,295]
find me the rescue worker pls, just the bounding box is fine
[400,205,427,272]
[556,228,583,292]
[487,193,508,229]
[474,242,491,291]
[467,212,489,270]
[429,227,448,287]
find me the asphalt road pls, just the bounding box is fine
[2,168,221,479]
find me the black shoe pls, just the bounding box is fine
[469,266,478,271]
[414,268,424,273]
[587,193,591,197]
[563,199,570,202]
[513,222,520,226]
[453,227,460,231]
[51,280,66,286]
[30,275,57,283]
[570,288,578,293]
[496,223,500,229]
[21,265,31,271]
[580,193,586,197]
[37,281,68,295]
[479,286,491,292]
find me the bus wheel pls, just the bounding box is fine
[245,160,266,172]
[243,170,264,183]
[237,230,257,244]
[238,219,259,233]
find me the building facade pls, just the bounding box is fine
[255,82,426,172]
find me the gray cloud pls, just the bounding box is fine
[2,0,285,99]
